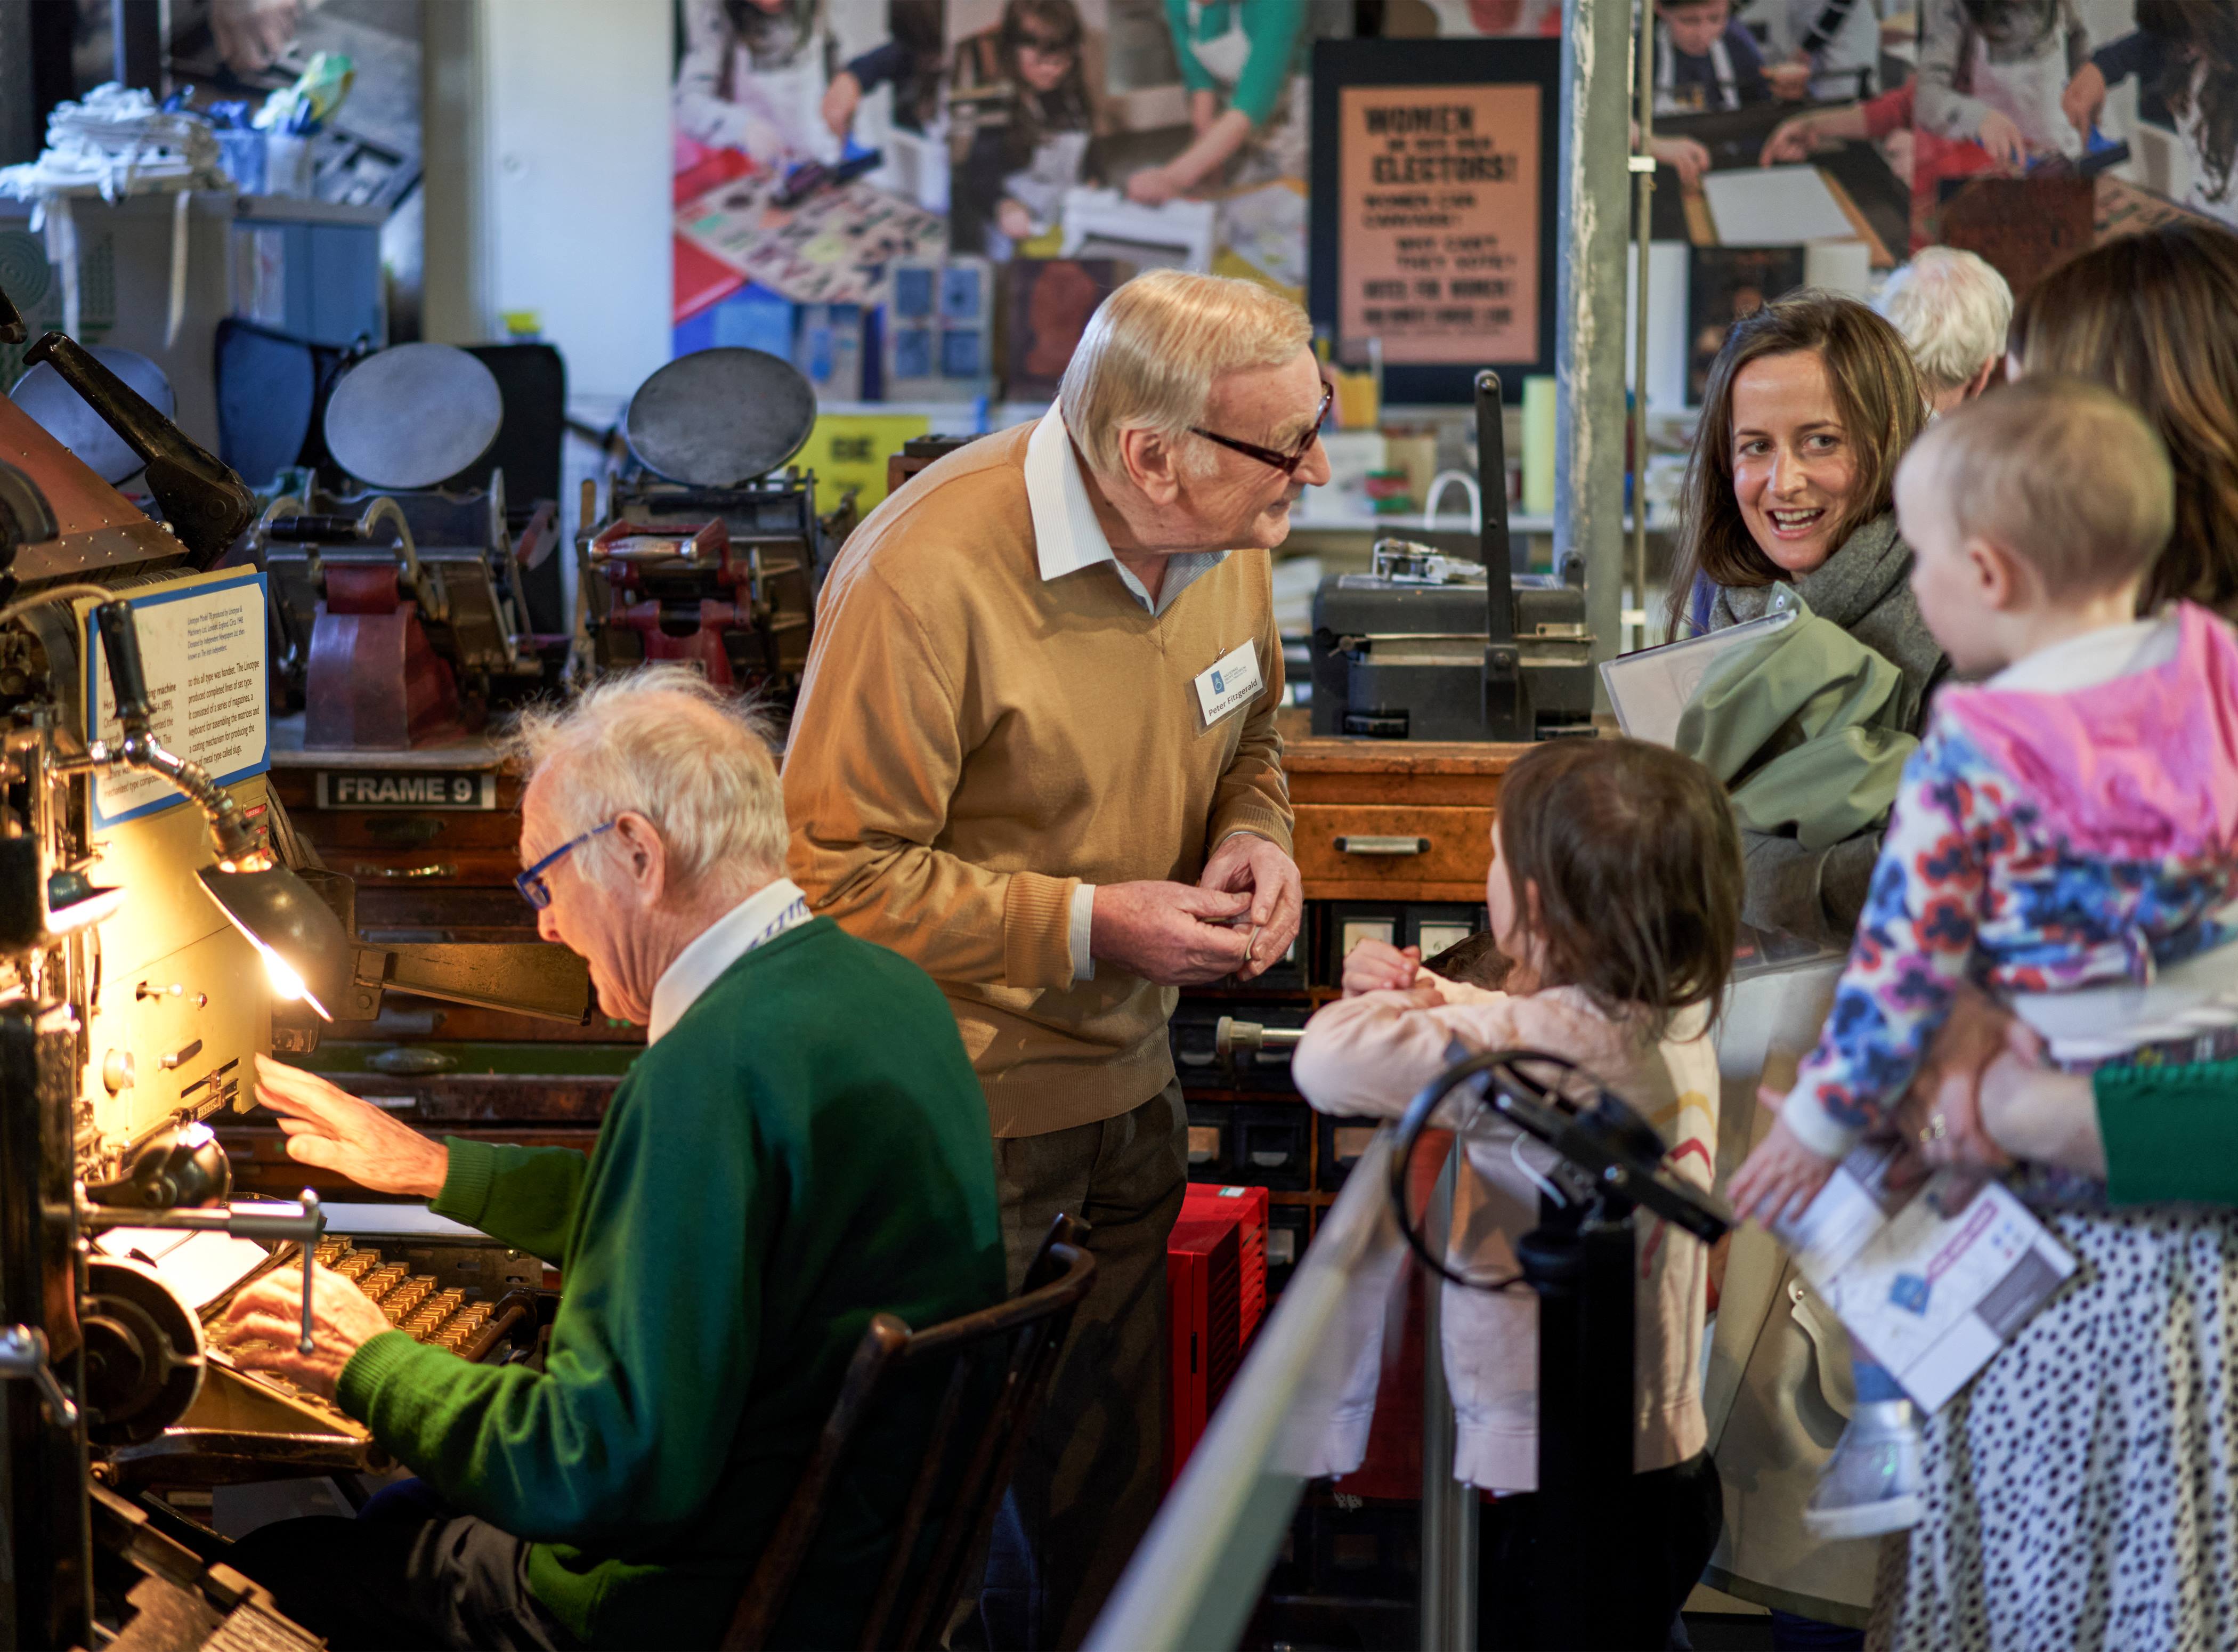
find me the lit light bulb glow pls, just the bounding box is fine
[261,948,306,1001]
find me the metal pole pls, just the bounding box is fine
[1556,0,1634,700]
[1419,1142,1477,1651]
[1630,4,1657,650]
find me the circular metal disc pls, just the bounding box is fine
[7,347,175,484]
[324,343,505,490]
[625,348,817,486]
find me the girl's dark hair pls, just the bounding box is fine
[999,0,1092,157]
[725,0,820,64]
[1958,0,2065,53]
[2155,0,2238,205]
[2010,220,2238,616]
[889,0,948,128]
[1663,289,1926,638]
[1496,739,1741,1032]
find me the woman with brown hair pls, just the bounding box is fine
[2008,218,2238,617]
[1665,290,1942,947]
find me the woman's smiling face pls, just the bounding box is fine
[1730,347,1860,576]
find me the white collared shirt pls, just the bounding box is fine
[1025,406,1237,983]
[1024,405,1231,617]
[645,877,813,1044]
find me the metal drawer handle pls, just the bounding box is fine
[1333,835,1430,857]
[349,862,458,880]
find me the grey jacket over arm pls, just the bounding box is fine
[1703,513,1948,948]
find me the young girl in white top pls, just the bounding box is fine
[1294,736,1742,1650]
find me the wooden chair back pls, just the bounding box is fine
[720,1214,1096,1651]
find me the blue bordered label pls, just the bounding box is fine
[83,571,272,829]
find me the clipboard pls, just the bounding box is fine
[1598,608,1798,746]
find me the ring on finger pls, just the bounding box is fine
[1917,1112,1948,1146]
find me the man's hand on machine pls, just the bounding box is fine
[222,1265,396,1399]
[1196,833,1304,982]
[1090,882,1257,984]
[254,1056,450,1199]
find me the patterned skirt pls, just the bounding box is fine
[1871,1026,2238,1652]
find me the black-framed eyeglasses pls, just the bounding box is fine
[516,821,616,910]
[1189,383,1334,477]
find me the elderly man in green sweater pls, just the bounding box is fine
[215,669,1004,1651]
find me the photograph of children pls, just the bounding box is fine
[1124,0,1314,204]
[2063,0,2238,228]
[1915,0,2090,168]
[1741,0,1883,102]
[821,0,953,209]
[676,0,842,169]
[672,0,952,362]
[946,0,1118,256]
[1653,0,1811,116]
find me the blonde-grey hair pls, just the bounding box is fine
[1058,268,1315,479]
[508,667,787,902]
[1874,247,2013,396]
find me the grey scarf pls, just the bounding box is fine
[1709,512,1947,733]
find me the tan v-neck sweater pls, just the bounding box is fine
[781,423,1293,1137]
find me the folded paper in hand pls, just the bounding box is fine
[1774,1141,2075,1413]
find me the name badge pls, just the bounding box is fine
[1194,641,1264,730]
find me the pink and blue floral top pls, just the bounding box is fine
[1782,603,2238,1158]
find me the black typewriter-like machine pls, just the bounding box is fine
[1310,371,1596,742]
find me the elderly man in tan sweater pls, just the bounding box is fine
[783,269,1323,1648]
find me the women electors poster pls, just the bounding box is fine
[1334,81,1542,367]
[1310,37,1562,401]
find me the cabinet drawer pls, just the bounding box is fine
[1291,804,1493,900]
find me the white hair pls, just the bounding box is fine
[1058,268,1315,480]
[1874,247,2015,395]
[508,667,786,902]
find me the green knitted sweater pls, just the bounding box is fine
[2094,1057,2238,1206]
[335,918,1003,1649]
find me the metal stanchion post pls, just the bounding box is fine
[1419,1143,1478,1650]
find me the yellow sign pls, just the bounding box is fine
[798,413,932,516]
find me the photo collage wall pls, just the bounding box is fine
[1648,0,2235,407]
[669,0,1360,403]
[668,0,2238,410]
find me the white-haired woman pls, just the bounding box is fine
[1872,246,2014,416]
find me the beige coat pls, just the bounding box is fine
[1293,976,1720,1492]
[1701,955,1876,1627]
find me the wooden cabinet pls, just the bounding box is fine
[1284,737,1525,903]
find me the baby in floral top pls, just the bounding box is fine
[1729,375,2238,1538]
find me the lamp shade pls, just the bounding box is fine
[197,866,352,1021]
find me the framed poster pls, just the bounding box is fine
[1310,38,1561,404]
